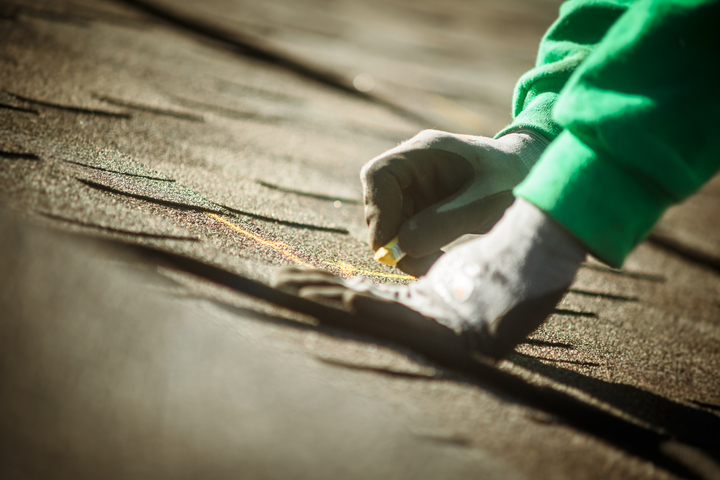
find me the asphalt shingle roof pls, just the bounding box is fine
[1,1,719,479]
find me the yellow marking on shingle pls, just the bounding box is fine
[207,213,415,281]
[206,213,314,268]
[324,261,415,281]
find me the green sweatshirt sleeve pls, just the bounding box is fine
[513,0,720,267]
[496,0,633,140]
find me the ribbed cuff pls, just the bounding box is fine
[497,128,552,172]
[495,91,564,141]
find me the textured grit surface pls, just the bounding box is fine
[0,1,719,479]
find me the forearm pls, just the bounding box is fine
[496,0,633,140]
[516,0,720,267]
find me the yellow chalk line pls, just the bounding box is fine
[324,261,415,281]
[206,213,415,281]
[206,213,314,268]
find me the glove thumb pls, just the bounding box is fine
[397,190,514,258]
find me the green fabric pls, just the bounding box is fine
[497,0,632,140]
[503,0,720,266]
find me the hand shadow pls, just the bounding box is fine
[136,242,720,480]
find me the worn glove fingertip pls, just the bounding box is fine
[395,251,444,277]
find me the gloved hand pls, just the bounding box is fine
[361,128,550,275]
[274,198,587,360]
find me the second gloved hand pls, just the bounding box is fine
[361,128,549,275]
[274,198,588,360]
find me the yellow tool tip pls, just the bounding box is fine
[374,237,405,266]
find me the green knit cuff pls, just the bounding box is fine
[495,92,564,141]
[514,130,674,267]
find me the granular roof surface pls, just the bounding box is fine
[1,1,719,479]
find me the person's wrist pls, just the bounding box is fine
[496,128,551,172]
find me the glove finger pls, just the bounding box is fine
[395,250,444,277]
[362,161,408,250]
[403,149,473,212]
[346,291,460,344]
[362,150,471,251]
[297,285,350,309]
[398,190,514,258]
[401,192,416,223]
[272,267,342,294]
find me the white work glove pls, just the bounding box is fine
[361,128,550,275]
[274,198,587,359]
